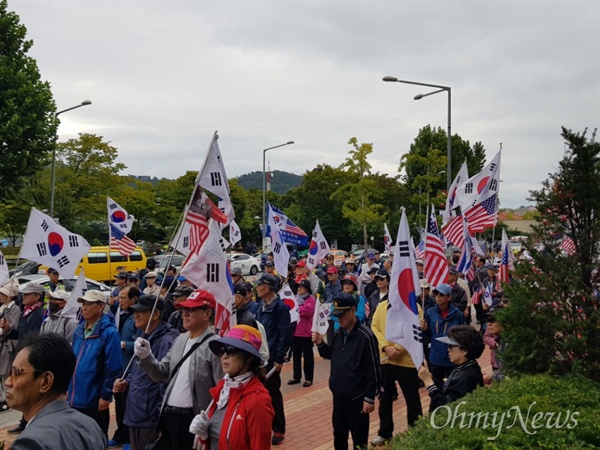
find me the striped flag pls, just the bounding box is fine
[107,197,136,257]
[414,238,425,260]
[464,194,498,232]
[442,214,465,248]
[424,206,449,288]
[499,229,512,284]
[560,236,576,256]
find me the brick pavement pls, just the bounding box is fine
[0,347,492,449]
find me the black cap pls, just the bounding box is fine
[298,279,312,294]
[265,261,275,268]
[256,274,278,289]
[173,286,194,297]
[233,282,247,296]
[375,269,390,280]
[130,295,163,312]
[330,293,357,317]
[115,271,127,279]
[147,258,157,269]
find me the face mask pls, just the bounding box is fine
[48,302,61,314]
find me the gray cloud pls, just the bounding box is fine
[9,1,599,208]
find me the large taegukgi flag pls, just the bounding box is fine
[306,220,330,270]
[180,219,236,335]
[385,208,424,369]
[20,208,91,278]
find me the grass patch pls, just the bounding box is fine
[391,374,600,449]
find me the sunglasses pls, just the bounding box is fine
[215,345,239,357]
[9,367,44,378]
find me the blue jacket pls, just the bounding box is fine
[68,314,122,409]
[118,310,140,371]
[256,295,291,365]
[423,305,465,367]
[124,322,179,428]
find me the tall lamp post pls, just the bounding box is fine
[51,100,92,218]
[382,76,452,192]
[262,141,294,248]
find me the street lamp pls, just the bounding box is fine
[51,100,92,218]
[262,141,294,248]
[382,76,452,192]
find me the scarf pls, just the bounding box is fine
[216,372,254,409]
[23,302,43,318]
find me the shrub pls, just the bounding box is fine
[392,374,600,449]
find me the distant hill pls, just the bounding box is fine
[237,170,303,194]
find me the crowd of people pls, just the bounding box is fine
[0,245,508,450]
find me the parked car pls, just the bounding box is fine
[9,260,40,278]
[17,274,112,300]
[154,253,186,272]
[352,248,379,260]
[228,253,261,276]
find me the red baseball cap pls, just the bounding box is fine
[176,289,217,310]
[326,266,338,274]
[296,261,307,268]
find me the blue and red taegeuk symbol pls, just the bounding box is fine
[111,210,127,223]
[397,268,419,315]
[48,232,64,257]
[477,177,490,194]
[309,240,319,256]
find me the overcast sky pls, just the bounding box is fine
[9,1,600,208]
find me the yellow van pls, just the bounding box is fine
[39,246,148,283]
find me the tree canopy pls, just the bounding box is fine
[0,0,57,200]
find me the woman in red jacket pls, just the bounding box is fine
[189,324,274,450]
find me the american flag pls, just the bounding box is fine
[424,209,449,288]
[498,229,514,284]
[186,210,210,254]
[464,194,498,232]
[442,214,465,248]
[414,238,425,260]
[110,224,136,256]
[560,236,576,256]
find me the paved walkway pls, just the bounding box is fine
[0,346,492,449]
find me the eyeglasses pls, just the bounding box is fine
[9,367,44,378]
[215,345,239,357]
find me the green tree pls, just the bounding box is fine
[500,127,600,382]
[15,133,128,232]
[285,164,354,249]
[333,137,384,249]
[0,0,57,200]
[401,125,487,191]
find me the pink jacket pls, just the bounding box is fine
[293,295,316,337]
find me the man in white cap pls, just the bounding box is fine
[41,290,77,344]
[67,290,121,438]
[143,272,161,297]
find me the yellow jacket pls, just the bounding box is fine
[371,300,423,369]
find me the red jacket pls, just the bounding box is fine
[207,375,274,450]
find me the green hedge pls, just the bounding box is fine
[392,374,600,449]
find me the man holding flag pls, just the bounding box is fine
[312,292,380,450]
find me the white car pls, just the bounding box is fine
[228,253,261,276]
[17,274,112,300]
